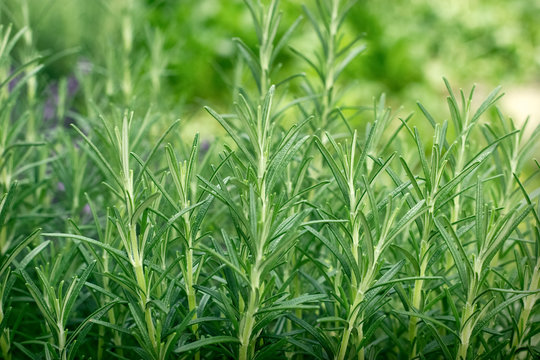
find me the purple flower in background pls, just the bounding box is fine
[57,182,66,192]
[62,76,80,128]
[200,139,211,157]
[8,68,23,92]
[82,203,91,217]
[43,75,80,124]
[8,58,89,126]
[67,76,79,96]
[44,83,59,121]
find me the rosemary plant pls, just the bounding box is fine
[293,0,365,132]
[0,0,538,359]
[0,23,49,360]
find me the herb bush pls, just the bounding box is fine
[0,0,539,359]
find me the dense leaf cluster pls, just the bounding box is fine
[0,1,538,359]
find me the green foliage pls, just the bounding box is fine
[0,1,538,360]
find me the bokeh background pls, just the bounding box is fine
[1,0,539,139]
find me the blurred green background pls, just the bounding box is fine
[1,0,539,137]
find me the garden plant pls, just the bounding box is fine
[0,0,538,359]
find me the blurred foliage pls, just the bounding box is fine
[0,1,539,358]
[0,0,539,123]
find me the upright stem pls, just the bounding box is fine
[449,107,470,270]
[102,249,124,357]
[451,137,467,225]
[337,291,364,360]
[409,263,426,357]
[119,115,159,356]
[237,79,270,358]
[336,131,369,360]
[238,165,268,359]
[58,325,66,360]
[457,306,474,360]
[132,246,158,351]
[183,210,199,339]
[337,264,376,360]
[409,213,431,358]
[239,268,260,360]
[320,0,340,129]
[186,247,197,329]
[457,275,478,360]
[121,0,133,101]
[357,316,365,360]
[21,0,36,142]
[510,259,540,359]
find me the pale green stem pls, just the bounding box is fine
[320,0,340,129]
[409,213,431,358]
[186,248,198,332]
[183,211,198,326]
[57,315,66,360]
[238,88,269,358]
[185,223,201,360]
[337,290,364,360]
[409,264,426,358]
[357,318,365,360]
[510,259,540,359]
[451,137,466,225]
[449,111,470,269]
[132,223,158,354]
[457,276,478,360]
[457,306,474,360]
[121,4,133,101]
[337,264,376,360]
[102,249,124,357]
[239,266,261,360]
